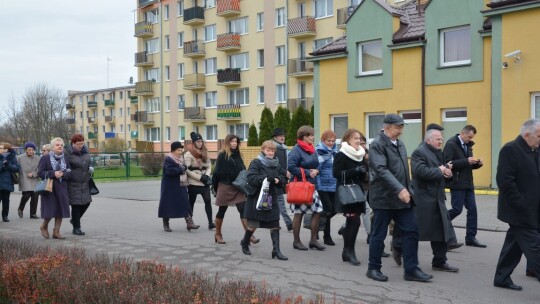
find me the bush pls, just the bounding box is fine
[258,107,274,145]
[286,107,311,146]
[247,123,259,146]
[139,153,164,176]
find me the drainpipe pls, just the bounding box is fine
[285,0,289,114]
[159,0,164,152]
[421,42,426,132]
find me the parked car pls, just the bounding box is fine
[91,154,122,167]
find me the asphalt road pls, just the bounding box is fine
[1,180,537,304]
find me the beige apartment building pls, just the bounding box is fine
[66,86,139,152]
[133,0,361,152]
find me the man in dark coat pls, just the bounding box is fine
[443,125,486,248]
[493,119,540,291]
[411,129,459,273]
[272,128,292,231]
[366,114,432,283]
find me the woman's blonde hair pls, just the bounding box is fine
[261,140,276,151]
[50,137,65,147]
[42,144,51,151]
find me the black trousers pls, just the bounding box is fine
[71,203,90,229]
[188,185,213,224]
[431,241,448,266]
[19,191,39,216]
[494,225,540,284]
[0,190,10,218]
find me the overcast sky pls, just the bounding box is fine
[0,1,137,117]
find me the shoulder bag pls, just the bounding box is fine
[232,170,257,196]
[35,178,53,195]
[10,172,19,185]
[286,168,315,205]
[89,178,99,195]
[336,171,366,206]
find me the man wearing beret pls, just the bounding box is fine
[17,142,41,219]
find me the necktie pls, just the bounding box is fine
[463,144,467,154]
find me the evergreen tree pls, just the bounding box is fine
[310,104,315,127]
[286,106,311,146]
[258,107,274,145]
[274,106,291,135]
[247,122,259,146]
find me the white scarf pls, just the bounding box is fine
[340,142,365,162]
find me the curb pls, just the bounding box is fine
[444,189,498,196]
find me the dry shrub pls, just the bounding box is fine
[139,153,164,176]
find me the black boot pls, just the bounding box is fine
[271,230,288,260]
[323,216,335,246]
[342,217,361,266]
[163,218,172,232]
[241,229,254,255]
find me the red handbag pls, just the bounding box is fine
[286,168,315,205]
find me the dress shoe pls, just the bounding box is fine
[494,282,522,291]
[465,238,487,248]
[337,225,345,236]
[18,209,23,218]
[293,242,308,251]
[366,269,388,282]
[2,217,9,222]
[208,222,216,230]
[447,242,464,251]
[323,236,335,246]
[432,262,459,272]
[391,241,402,266]
[525,269,536,278]
[30,215,39,219]
[382,250,390,258]
[309,241,326,251]
[286,223,293,232]
[73,228,86,236]
[404,269,433,282]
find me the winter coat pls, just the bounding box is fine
[244,158,287,223]
[64,145,92,206]
[184,150,211,187]
[287,144,319,187]
[496,135,540,229]
[212,150,245,186]
[273,141,288,195]
[332,152,366,214]
[17,153,40,192]
[0,150,20,192]
[316,142,337,192]
[411,143,452,242]
[38,154,72,219]
[368,130,414,209]
[158,156,191,218]
[443,134,482,190]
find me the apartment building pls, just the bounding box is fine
[134,0,360,152]
[66,86,138,152]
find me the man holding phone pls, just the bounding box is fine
[443,125,486,248]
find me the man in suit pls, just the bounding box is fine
[494,119,540,290]
[411,129,459,272]
[443,125,486,248]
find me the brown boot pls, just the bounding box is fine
[52,218,65,239]
[214,218,226,244]
[185,216,200,231]
[40,219,50,239]
[242,218,260,244]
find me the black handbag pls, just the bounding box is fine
[89,178,99,195]
[10,172,19,184]
[232,170,257,196]
[336,172,366,206]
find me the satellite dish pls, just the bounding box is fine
[129,77,133,84]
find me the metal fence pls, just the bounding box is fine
[90,151,169,180]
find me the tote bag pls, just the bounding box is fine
[89,178,99,195]
[35,178,53,195]
[232,170,257,196]
[336,172,366,206]
[286,168,315,205]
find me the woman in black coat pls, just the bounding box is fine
[0,142,20,222]
[242,140,288,260]
[333,129,367,266]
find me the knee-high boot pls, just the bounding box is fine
[241,218,259,244]
[214,218,226,244]
[240,229,254,255]
[342,217,361,266]
[323,213,335,246]
[271,229,288,260]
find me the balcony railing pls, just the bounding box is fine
[217,104,241,120]
[287,97,314,113]
[184,107,206,121]
[104,132,116,139]
[138,0,158,8]
[183,40,205,57]
[135,81,154,96]
[66,118,76,124]
[104,99,115,107]
[287,58,314,77]
[134,21,153,37]
[183,6,205,25]
[66,104,75,110]
[134,51,154,66]
[217,68,241,86]
[88,132,98,139]
[183,74,205,90]
[88,117,97,124]
[287,16,316,38]
[337,6,357,29]
[105,116,113,123]
[88,101,98,108]
[134,111,154,125]
[216,33,241,51]
[216,0,241,17]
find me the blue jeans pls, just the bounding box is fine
[369,207,419,274]
[277,194,292,227]
[449,189,477,240]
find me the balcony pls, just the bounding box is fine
[183,6,205,25]
[337,6,357,29]
[183,40,205,58]
[131,131,139,139]
[216,0,241,17]
[88,132,98,140]
[88,101,98,108]
[87,117,97,124]
[184,107,206,122]
[104,132,116,139]
[134,111,154,125]
[66,118,76,124]
[138,0,158,8]
[217,68,241,86]
[287,58,314,78]
[105,116,113,123]
[216,33,241,51]
[104,99,115,107]
[134,51,154,67]
[66,104,75,110]
[217,104,241,120]
[287,98,314,113]
[135,81,154,96]
[183,73,205,90]
[134,21,153,37]
[130,96,138,104]
[287,16,316,38]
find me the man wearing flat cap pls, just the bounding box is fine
[367,114,433,283]
[272,128,293,231]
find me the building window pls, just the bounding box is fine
[165,65,170,81]
[206,0,215,8]
[102,125,106,133]
[331,115,348,145]
[145,97,161,113]
[532,93,540,119]
[204,57,217,75]
[166,127,171,141]
[228,17,248,35]
[206,125,218,141]
[314,37,332,51]
[120,124,124,133]
[229,88,249,105]
[178,95,185,110]
[275,46,286,66]
[229,124,249,141]
[257,86,264,104]
[275,8,285,27]
[178,32,184,48]
[205,24,216,42]
[400,111,422,156]
[119,91,124,99]
[205,91,217,108]
[256,13,264,31]
[164,4,169,20]
[178,63,185,79]
[366,113,384,143]
[314,0,333,18]
[228,52,249,70]
[145,68,160,82]
[145,9,159,24]
[146,127,161,142]
[119,108,123,117]
[276,84,286,103]
[145,38,160,54]
[178,126,185,140]
[165,96,170,112]
[440,26,471,67]
[164,35,170,50]
[443,109,467,121]
[177,1,184,17]
[358,40,382,75]
[257,49,264,68]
